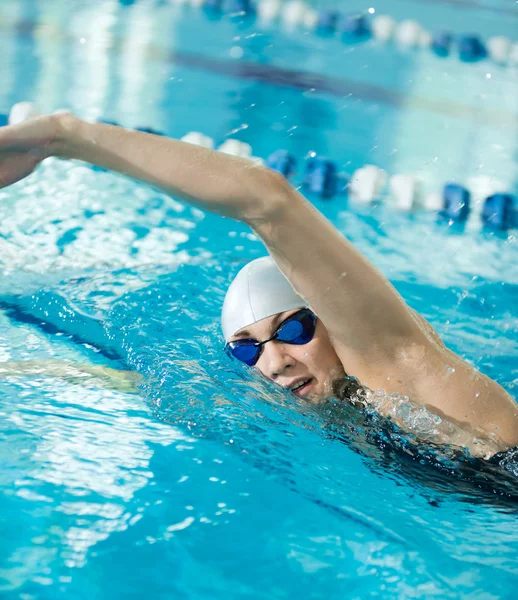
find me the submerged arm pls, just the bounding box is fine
[0,360,141,393]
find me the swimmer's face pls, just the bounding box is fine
[229,309,344,402]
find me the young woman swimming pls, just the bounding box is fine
[0,112,516,458]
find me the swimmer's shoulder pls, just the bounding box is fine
[416,348,518,450]
[389,310,518,449]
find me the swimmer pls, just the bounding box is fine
[0,113,517,458]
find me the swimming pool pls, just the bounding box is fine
[1,0,518,598]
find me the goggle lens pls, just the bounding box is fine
[276,317,304,342]
[227,309,316,367]
[231,343,260,366]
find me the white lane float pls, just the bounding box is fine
[218,139,252,158]
[257,0,282,24]
[394,20,423,48]
[349,165,387,203]
[302,9,319,30]
[371,15,396,42]
[486,36,511,64]
[181,131,215,149]
[9,101,40,125]
[418,30,432,48]
[389,174,420,210]
[281,1,308,31]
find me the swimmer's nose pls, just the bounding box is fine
[259,341,296,379]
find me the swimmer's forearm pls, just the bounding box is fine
[55,115,280,224]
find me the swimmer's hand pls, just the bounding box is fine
[0,360,142,394]
[0,115,60,188]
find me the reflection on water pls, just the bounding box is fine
[1,376,192,577]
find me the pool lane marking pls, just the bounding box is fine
[2,17,518,129]
[168,51,518,129]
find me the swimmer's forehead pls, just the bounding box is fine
[230,308,302,341]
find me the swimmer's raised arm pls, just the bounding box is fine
[0,114,424,380]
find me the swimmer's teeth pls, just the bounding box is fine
[292,379,310,392]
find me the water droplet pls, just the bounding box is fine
[230,46,244,59]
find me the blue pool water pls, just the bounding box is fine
[1,0,518,598]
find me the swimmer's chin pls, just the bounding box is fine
[296,377,349,405]
[295,373,354,404]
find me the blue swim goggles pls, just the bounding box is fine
[226,308,317,366]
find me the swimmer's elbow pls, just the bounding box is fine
[243,168,295,226]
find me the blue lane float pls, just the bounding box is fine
[204,0,222,9]
[228,0,255,16]
[482,194,515,230]
[316,10,340,35]
[266,150,297,178]
[303,157,340,199]
[340,14,371,42]
[431,32,453,58]
[458,35,487,62]
[0,113,8,127]
[441,183,471,222]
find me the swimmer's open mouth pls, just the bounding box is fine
[289,378,313,396]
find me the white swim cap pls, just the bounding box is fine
[221,256,306,342]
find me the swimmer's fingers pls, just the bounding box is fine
[0,117,62,188]
[0,151,41,189]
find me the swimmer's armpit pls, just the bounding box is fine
[0,360,142,394]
